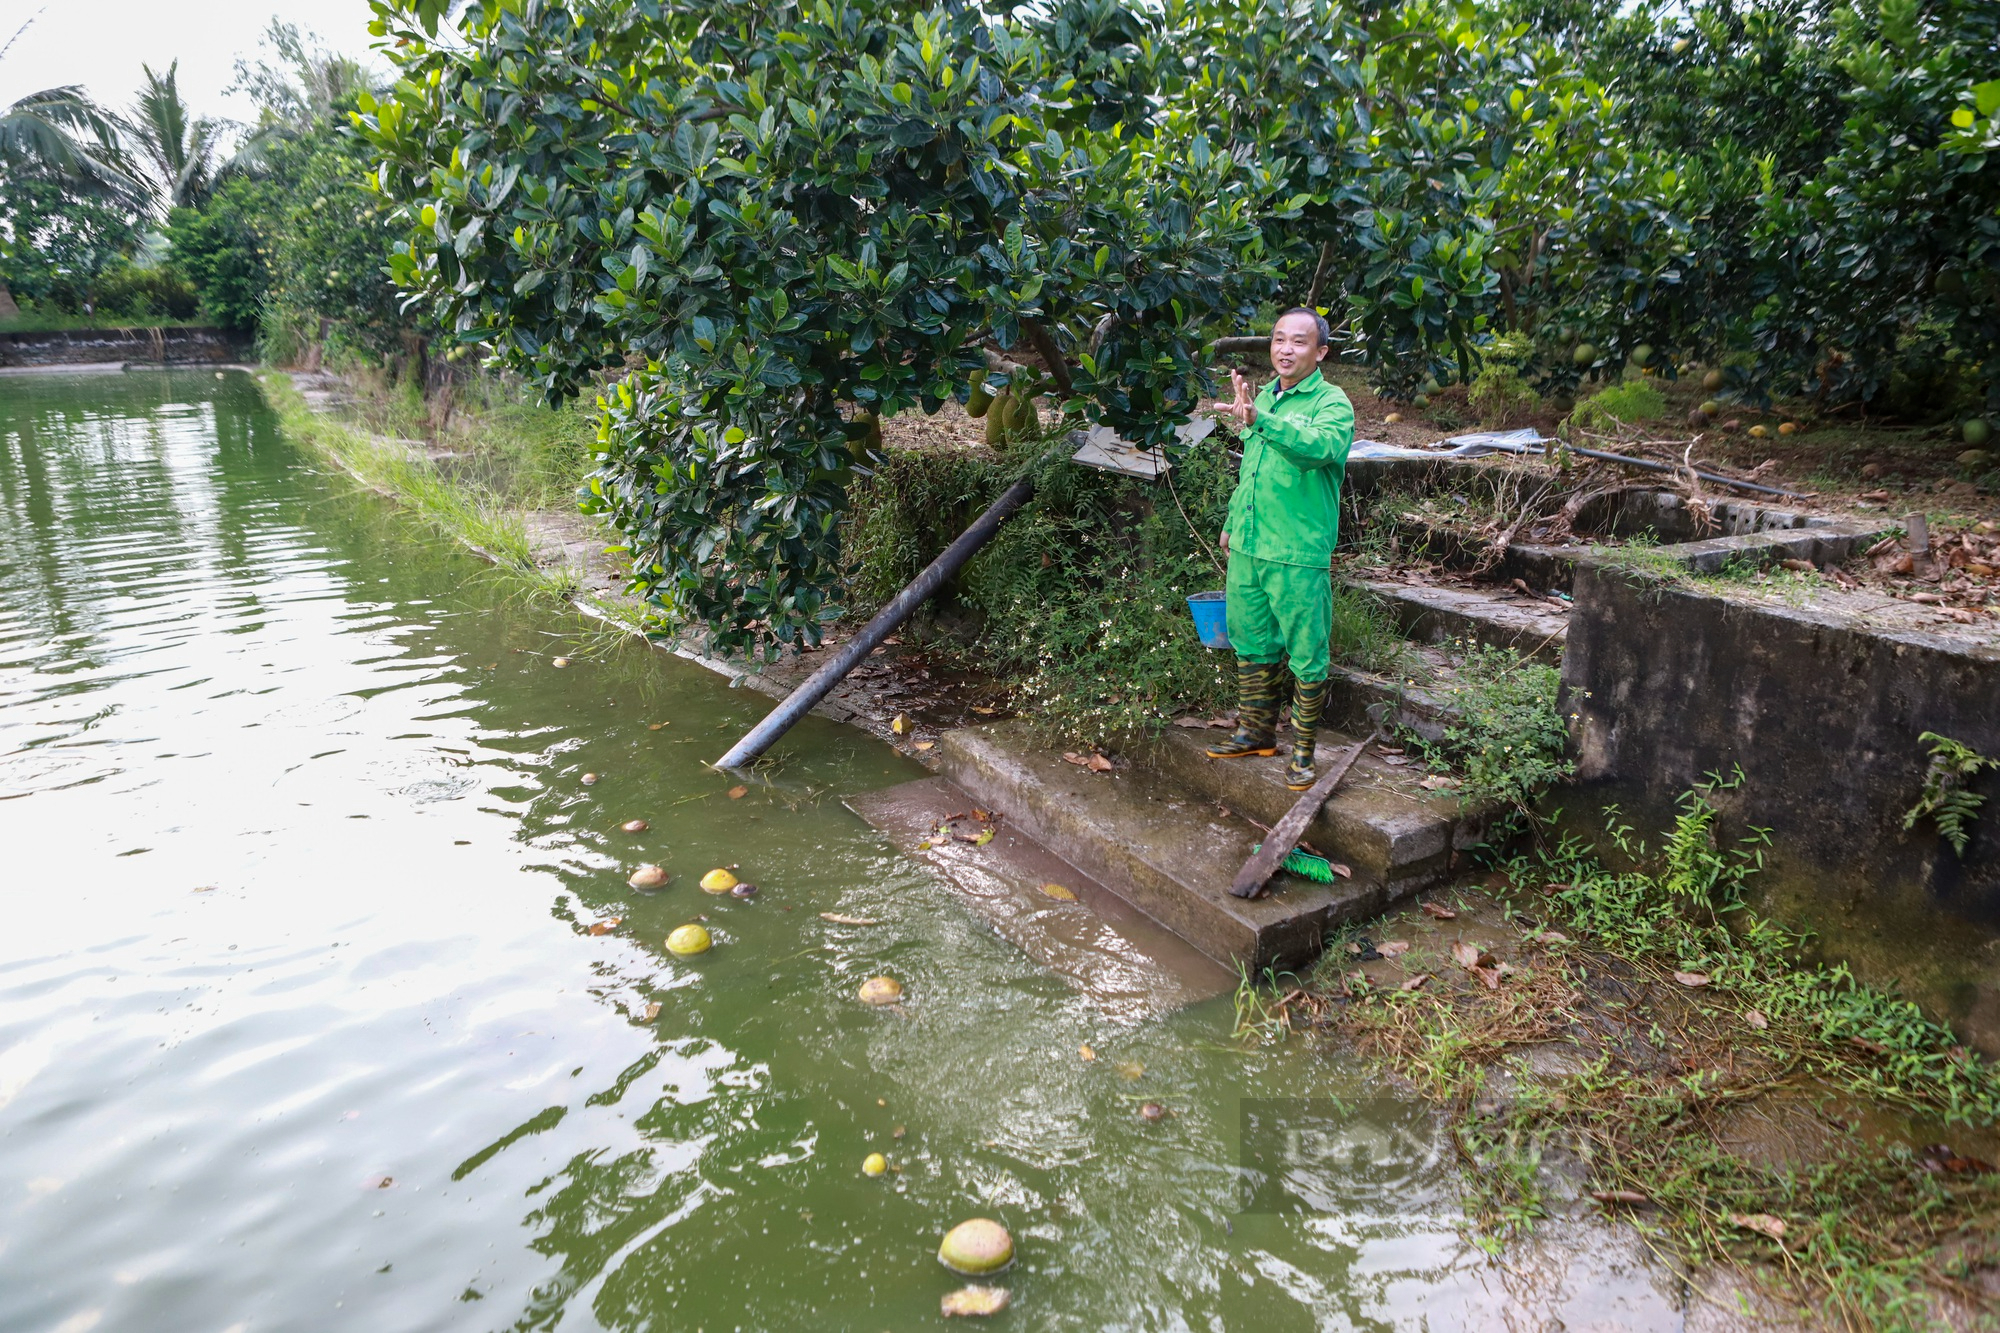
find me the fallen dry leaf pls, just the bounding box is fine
[641,1002,661,1022]
[1116,1060,1145,1081]
[1418,774,1460,790]
[819,912,882,926]
[913,740,935,751]
[1421,902,1457,920]
[1727,1212,1787,1242]
[1535,930,1571,944]
[1173,716,1209,729]
[891,713,911,735]
[972,706,999,716]
[1400,973,1431,991]
[1673,971,1711,988]
[1473,965,1504,990]
[1079,1044,1096,1062]
[1084,753,1114,773]
[1779,558,1814,572]
[727,785,748,800]
[1744,1009,1769,1030]
[941,1285,1011,1318]
[1377,941,1411,958]
[1062,751,1089,767]
[1450,942,1484,969]
[587,917,622,936]
[1591,1189,1650,1205]
[1038,882,1078,901]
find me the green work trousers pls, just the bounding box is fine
[1225,552,1330,682]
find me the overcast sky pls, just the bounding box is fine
[0,0,379,126]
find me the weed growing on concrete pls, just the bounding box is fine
[1904,732,1996,857]
[1407,643,1573,813]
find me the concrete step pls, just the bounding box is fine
[1358,578,1571,662]
[935,720,1490,973]
[846,777,1232,1020]
[1124,724,1500,891]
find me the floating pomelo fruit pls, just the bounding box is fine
[938,1219,1014,1275]
[729,882,759,899]
[863,1152,887,1177]
[621,819,649,834]
[666,923,711,956]
[940,1286,1011,1317]
[581,772,599,786]
[628,864,669,891]
[700,868,739,894]
[1139,1101,1166,1122]
[857,976,903,1005]
[551,656,571,668]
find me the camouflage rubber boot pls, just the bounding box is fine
[1205,661,1281,759]
[1283,678,1329,790]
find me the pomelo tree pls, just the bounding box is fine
[358,0,1291,656]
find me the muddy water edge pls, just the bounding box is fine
[0,368,1715,1330]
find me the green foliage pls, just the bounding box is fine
[0,173,143,309]
[1467,334,1543,426]
[166,185,271,330]
[360,0,1287,656]
[1414,644,1574,812]
[1903,731,1995,857]
[1568,379,1667,432]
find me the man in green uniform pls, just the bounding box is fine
[1206,307,1355,790]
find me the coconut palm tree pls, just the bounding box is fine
[120,61,224,213]
[0,17,143,315]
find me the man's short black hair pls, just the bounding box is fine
[1275,307,1332,347]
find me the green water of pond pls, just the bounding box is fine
[0,370,1662,1330]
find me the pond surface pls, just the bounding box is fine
[0,370,1660,1331]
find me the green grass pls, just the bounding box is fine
[0,314,212,334]
[1297,779,2000,1328]
[259,371,580,602]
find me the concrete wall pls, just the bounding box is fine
[0,327,246,368]
[1563,560,2000,1049]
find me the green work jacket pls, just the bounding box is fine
[1223,370,1355,569]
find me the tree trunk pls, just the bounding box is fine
[0,280,18,321]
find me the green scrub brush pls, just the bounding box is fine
[1253,843,1341,883]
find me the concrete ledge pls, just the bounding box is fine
[1358,579,1570,661]
[1564,560,2000,1051]
[937,722,1377,972]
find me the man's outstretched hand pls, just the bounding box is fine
[1218,370,1256,427]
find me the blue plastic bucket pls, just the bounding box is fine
[1186,591,1230,650]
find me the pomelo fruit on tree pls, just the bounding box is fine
[1964,419,1993,448]
[1703,369,1726,391]
[1572,344,1597,366]
[1630,344,1654,368]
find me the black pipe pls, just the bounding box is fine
[1561,443,1810,500]
[714,476,1037,770]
